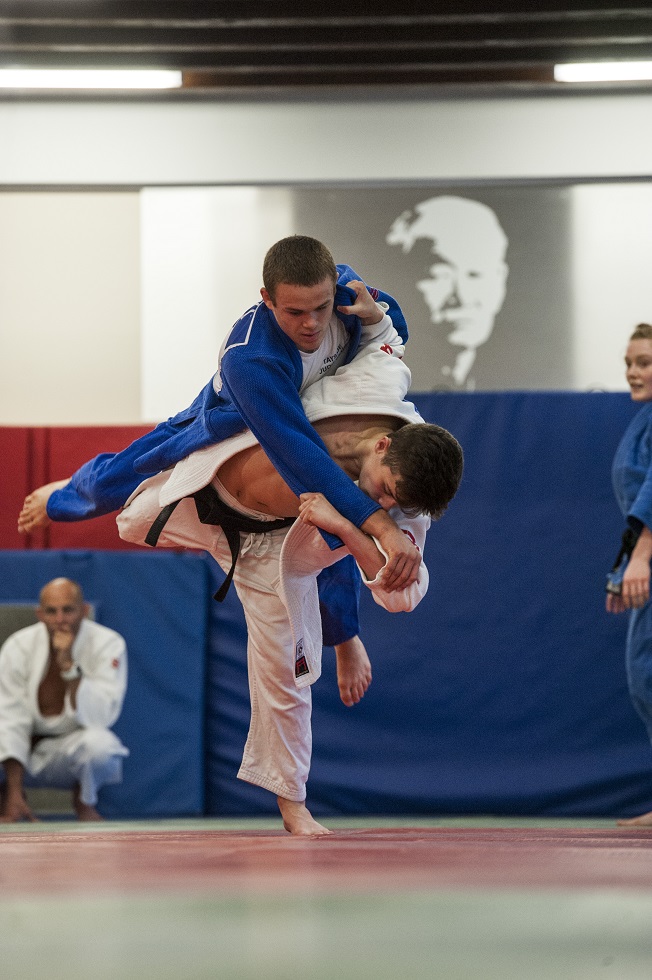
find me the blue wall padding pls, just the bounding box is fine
[205,392,652,819]
[0,550,210,817]
[3,393,652,819]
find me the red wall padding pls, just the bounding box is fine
[0,426,151,550]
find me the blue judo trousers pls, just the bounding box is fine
[612,401,652,742]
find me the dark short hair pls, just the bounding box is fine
[262,236,337,301]
[382,423,464,519]
[630,323,652,342]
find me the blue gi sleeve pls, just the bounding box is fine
[629,474,652,531]
[613,406,652,532]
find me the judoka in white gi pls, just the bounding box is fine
[0,578,128,822]
[117,327,463,835]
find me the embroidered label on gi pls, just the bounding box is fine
[295,638,309,677]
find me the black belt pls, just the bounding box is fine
[145,484,294,601]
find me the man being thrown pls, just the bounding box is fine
[18,236,421,696]
[19,235,420,593]
[117,336,463,836]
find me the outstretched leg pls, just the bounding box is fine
[277,797,332,836]
[334,636,372,706]
[17,480,69,534]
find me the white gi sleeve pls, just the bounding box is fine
[360,511,431,613]
[73,623,128,729]
[0,638,34,767]
[359,311,405,357]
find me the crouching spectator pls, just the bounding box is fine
[0,577,128,821]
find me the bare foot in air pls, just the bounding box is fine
[277,797,332,836]
[334,636,372,707]
[617,810,652,827]
[17,480,69,534]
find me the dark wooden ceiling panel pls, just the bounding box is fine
[0,2,651,91]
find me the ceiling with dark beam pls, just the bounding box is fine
[0,1,651,94]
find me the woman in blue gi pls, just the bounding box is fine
[609,322,652,826]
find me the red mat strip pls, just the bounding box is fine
[2,827,652,896]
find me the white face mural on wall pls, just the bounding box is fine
[387,196,509,389]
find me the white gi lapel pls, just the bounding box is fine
[30,623,51,716]
[158,431,258,508]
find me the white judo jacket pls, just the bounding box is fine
[0,619,128,768]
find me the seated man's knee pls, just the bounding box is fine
[75,727,122,765]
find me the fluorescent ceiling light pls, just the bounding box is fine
[0,69,183,90]
[554,61,652,83]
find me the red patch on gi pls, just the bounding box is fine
[402,529,419,550]
[295,639,309,677]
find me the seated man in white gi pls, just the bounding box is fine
[118,336,463,835]
[0,578,129,822]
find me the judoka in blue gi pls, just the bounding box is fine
[18,236,422,668]
[608,322,652,826]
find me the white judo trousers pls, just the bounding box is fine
[119,486,320,800]
[25,727,126,805]
[117,333,430,802]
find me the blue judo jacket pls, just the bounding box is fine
[612,401,652,531]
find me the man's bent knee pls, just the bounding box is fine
[74,727,126,766]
